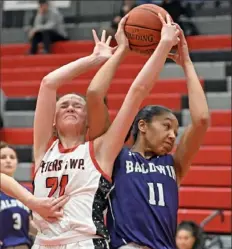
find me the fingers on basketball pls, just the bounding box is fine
[158,13,166,25]
[174,24,186,42]
[174,23,181,31]
[166,14,172,25]
[176,24,185,36]
[119,14,128,30]
[176,29,181,37]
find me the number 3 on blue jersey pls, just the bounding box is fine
[148,182,165,206]
[12,213,22,230]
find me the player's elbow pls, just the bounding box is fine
[202,114,210,126]
[130,85,149,98]
[194,112,210,128]
[41,75,55,89]
[200,112,210,126]
[87,87,100,96]
[86,88,103,102]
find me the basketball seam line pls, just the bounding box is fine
[138,7,160,17]
[126,24,161,32]
[130,43,159,47]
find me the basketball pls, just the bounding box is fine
[125,4,170,55]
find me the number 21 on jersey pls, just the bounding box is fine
[46,175,69,197]
[148,182,165,206]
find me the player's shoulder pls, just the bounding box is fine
[117,146,131,157]
[114,146,131,165]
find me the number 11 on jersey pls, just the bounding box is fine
[148,182,165,206]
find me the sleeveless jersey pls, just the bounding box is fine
[107,147,178,249]
[0,191,31,249]
[33,140,112,246]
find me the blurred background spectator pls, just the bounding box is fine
[160,0,198,36]
[176,221,204,249]
[107,0,137,37]
[137,0,199,36]
[25,0,68,54]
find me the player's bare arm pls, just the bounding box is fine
[87,27,129,140]
[94,14,180,177]
[33,31,114,170]
[29,218,38,237]
[169,26,210,183]
[0,173,69,222]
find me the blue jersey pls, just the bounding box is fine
[0,191,31,249]
[107,147,178,249]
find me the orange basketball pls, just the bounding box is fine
[125,4,170,56]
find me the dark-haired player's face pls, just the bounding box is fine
[55,94,87,135]
[176,229,195,249]
[0,147,18,176]
[143,112,178,155]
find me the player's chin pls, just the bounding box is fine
[1,167,15,176]
[63,118,80,127]
[154,149,166,156]
[63,116,78,122]
[158,147,171,156]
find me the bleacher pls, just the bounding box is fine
[0,0,231,248]
[1,0,231,42]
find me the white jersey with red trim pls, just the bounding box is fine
[33,140,112,246]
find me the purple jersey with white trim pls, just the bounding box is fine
[107,147,178,249]
[0,191,31,249]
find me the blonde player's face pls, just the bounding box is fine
[0,147,18,177]
[142,112,178,155]
[55,94,87,135]
[176,229,195,249]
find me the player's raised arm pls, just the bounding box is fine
[87,26,129,140]
[169,26,210,182]
[0,173,69,222]
[94,14,180,176]
[33,33,114,169]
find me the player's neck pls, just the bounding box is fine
[131,140,155,159]
[58,134,85,149]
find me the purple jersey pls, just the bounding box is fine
[107,147,178,249]
[0,190,31,249]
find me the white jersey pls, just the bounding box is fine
[33,140,112,246]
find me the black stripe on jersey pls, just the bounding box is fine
[32,179,35,194]
[30,180,35,219]
[92,238,109,249]
[92,176,112,241]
